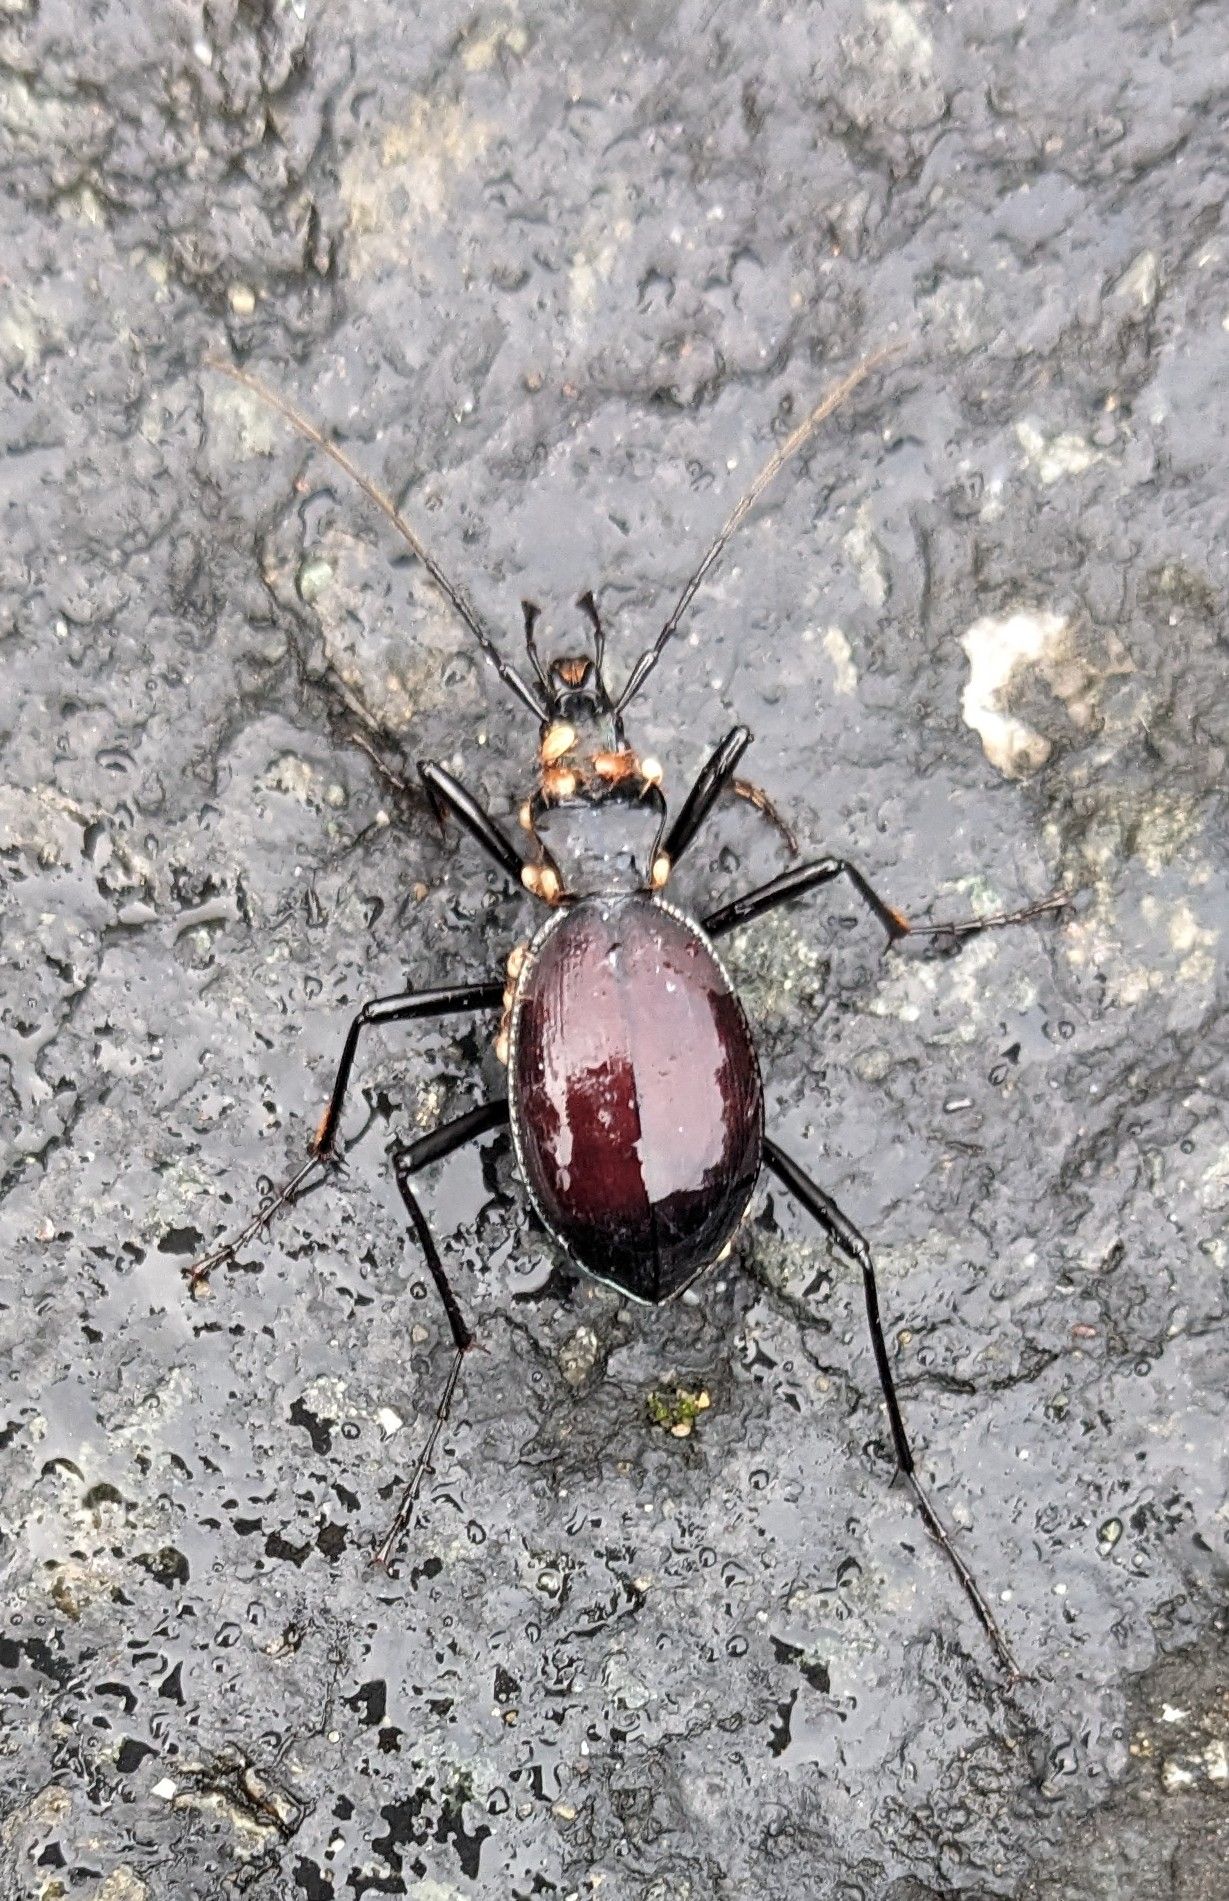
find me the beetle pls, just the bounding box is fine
[187,346,1067,1677]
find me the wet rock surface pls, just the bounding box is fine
[1,1,1226,1895]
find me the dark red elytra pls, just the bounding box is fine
[507,894,764,1302]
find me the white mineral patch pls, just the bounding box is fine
[0,289,62,373]
[1110,249,1160,310]
[960,610,1068,776]
[843,504,887,609]
[264,754,316,802]
[866,0,935,75]
[569,191,632,323]
[95,1871,150,1901]
[1164,897,1217,988]
[0,786,88,864]
[1015,418,1102,486]
[823,624,858,695]
[868,927,1001,1035]
[461,18,529,71]
[208,382,280,458]
[297,555,334,604]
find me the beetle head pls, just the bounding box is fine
[514,590,670,902]
[523,594,626,752]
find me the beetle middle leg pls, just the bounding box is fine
[762,1137,1019,1679]
[703,856,1069,944]
[375,1099,509,1571]
[185,978,503,1290]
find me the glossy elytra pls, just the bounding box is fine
[187,348,1068,1678]
[507,894,763,1304]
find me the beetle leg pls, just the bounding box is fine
[184,979,503,1292]
[660,728,801,870]
[703,856,1068,946]
[375,1100,510,1571]
[729,777,799,855]
[417,759,528,886]
[762,1138,1020,1681]
[312,979,503,1163]
[661,726,752,866]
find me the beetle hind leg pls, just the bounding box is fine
[762,1136,1020,1681]
[374,1100,509,1571]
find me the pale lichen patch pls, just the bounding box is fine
[842,504,887,609]
[960,610,1069,776]
[341,98,493,271]
[823,624,858,696]
[865,0,936,76]
[207,381,282,458]
[867,929,1001,1040]
[1015,418,1102,486]
[1109,249,1160,310]
[459,15,530,72]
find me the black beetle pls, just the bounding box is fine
[188,347,1066,1676]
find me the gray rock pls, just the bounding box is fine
[1,3,1225,1896]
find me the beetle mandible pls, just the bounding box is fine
[188,346,1067,1678]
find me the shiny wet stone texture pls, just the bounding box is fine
[1,3,1226,1896]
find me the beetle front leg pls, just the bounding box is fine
[661,726,798,870]
[417,759,528,889]
[703,857,1068,945]
[184,978,503,1291]
[374,1099,509,1571]
[661,726,753,866]
[762,1138,1019,1680]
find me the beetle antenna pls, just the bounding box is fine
[614,340,906,715]
[204,358,549,722]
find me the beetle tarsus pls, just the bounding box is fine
[731,777,799,856]
[903,1472,1022,1682]
[183,1152,325,1293]
[906,885,1073,942]
[371,1348,463,1574]
[347,730,419,807]
[703,860,1070,954]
